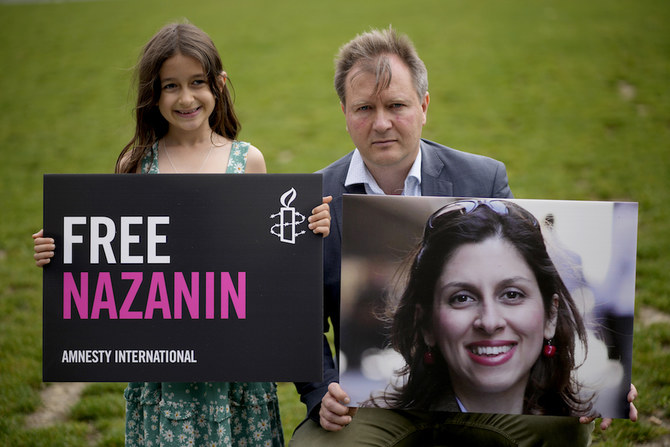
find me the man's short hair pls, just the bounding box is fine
[334,27,428,105]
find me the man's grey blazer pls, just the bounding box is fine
[295,138,513,420]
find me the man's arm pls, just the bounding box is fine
[294,335,340,421]
[491,159,513,199]
[295,184,346,423]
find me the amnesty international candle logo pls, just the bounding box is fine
[270,188,306,244]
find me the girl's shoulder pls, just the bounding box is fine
[117,144,155,174]
[234,141,266,174]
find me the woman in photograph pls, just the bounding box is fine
[375,199,595,417]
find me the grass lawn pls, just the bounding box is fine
[1,0,668,445]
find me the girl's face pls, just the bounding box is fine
[157,53,218,136]
[424,236,557,406]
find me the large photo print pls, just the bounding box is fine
[340,195,637,419]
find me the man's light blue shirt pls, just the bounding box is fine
[344,148,422,197]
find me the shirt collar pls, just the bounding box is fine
[344,148,422,196]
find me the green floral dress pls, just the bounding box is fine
[125,140,284,447]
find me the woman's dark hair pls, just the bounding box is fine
[115,22,240,173]
[379,200,592,416]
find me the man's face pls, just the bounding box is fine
[342,54,429,172]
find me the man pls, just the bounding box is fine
[292,27,635,446]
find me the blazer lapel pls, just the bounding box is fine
[420,141,454,197]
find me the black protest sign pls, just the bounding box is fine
[42,174,322,382]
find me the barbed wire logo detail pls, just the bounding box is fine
[270,188,306,244]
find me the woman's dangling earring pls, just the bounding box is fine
[423,348,435,366]
[543,339,557,357]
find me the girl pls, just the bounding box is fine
[33,22,331,446]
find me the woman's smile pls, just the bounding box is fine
[466,341,517,366]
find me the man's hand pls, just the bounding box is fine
[319,382,358,431]
[580,383,639,430]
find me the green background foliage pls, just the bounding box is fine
[1,0,668,445]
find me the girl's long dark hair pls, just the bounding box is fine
[377,200,592,416]
[115,22,240,173]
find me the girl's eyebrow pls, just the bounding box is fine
[160,73,207,83]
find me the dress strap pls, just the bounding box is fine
[142,140,247,174]
[226,141,250,174]
[141,142,160,174]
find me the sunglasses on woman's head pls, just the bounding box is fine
[426,199,508,227]
[425,199,539,232]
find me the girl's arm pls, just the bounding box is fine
[32,229,55,267]
[309,196,332,237]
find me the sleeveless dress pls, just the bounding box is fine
[124,141,284,447]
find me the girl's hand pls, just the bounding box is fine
[308,196,332,237]
[33,229,55,267]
